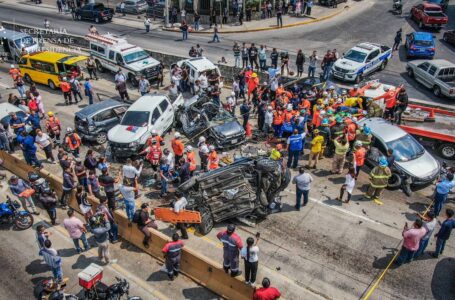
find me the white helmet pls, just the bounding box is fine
[267,106,273,110]
[231,91,236,96]
[174,132,181,138]
[199,136,206,143]
[186,145,193,152]
[151,129,157,135]
[209,145,215,151]
[354,84,359,89]
[352,117,358,123]
[329,86,335,90]
[336,98,343,104]
[319,110,326,116]
[62,77,67,81]
[287,104,292,111]
[341,89,347,95]
[10,64,15,68]
[66,127,73,133]
[322,91,328,96]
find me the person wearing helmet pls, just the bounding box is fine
[198,136,209,171]
[365,96,382,118]
[64,127,81,157]
[308,129,324,169]
[171,132,185,167]
[273,108,284,138]
[217,224,243,277]
[185,145,197,175]
[394,85,408,125]
[366,156,391,201]
[140,139,162,170]
[147,130,164,148]
[45,112,62,146]
[317,118,331,158]
[332,134,349,174]
[353,141,366,179]
[60,77,73,105]
[349,81,374,97]
[374,85,401,121]
[9,64,21,82]
[208,145,219,170]
[355,125,372,149]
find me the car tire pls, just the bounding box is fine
[379,60,388,71]
[96,132,108,144]
[253,207,269,219]
[354,74,363,84]
[196,206,213,236]
[438,143,455,160]
[95,60,104,73]
[76,14,82,21]
[387,173,402,190]
[95,17,100,23]
[433,85,442,97]
[24,74,33,84]
[48,80,56,90]
[443,35,448,42]
[407,68,414,78]
[128,73,139,87]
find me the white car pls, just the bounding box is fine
[332,43,392,83]
[176,57,222,87]
[0,103,30,137]
[107,93,184,158]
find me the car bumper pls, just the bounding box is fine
[407,50,434,57]
[216,136,246,149]
[109,143,142,157]
[441,91,455,99]
[332,71,358,82]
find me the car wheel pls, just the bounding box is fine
[418,21,424,29]
[443,35,448,42]
[253,207,269,219]
[438,143,455,160]
[96,60,104,73]
[128,73,139,87]
[387,173,402,190]
[354,74,363,84]
[96,132,107,144]
[76,14,82,21]
[196,206,213,236]
[407,68,414,78]
[95,17,100,23]
[433,85,442,97]
[24,74,32,84]
[48,80,56,90]
[379,60,388,71]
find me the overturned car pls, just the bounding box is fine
[175,96,245,148]
[178,157,291,235]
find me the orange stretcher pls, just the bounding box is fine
[19,189,35,198]
[154,208,201,224]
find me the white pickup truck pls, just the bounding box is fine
[332,42,392,83]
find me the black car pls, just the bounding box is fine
[75,3,114,23]
[443,30,455,46]
[74,100,129,144]
[176,96,245,149]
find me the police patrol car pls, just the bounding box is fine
[86,34,160,86]
[332,43,392,83]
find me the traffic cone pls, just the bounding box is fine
[246,122,252,137]
[426,108,436,122]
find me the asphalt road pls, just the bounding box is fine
[0,0,454,105]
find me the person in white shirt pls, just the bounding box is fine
[227,91,237,116]
[169,82,179,99]
[144,17,151,33]
[197,136,209,171]
[119,181,136,223]
[173,191,188,239]
[163,149,175,170]
[114,69,126,83]
[198,73,208,89]
[263,106,274,133]
[122,158,142,198]
[35,128,56,163]
[240,235,260,285]
[337,167,356,204]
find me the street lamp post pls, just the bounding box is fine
[165,0,170,27]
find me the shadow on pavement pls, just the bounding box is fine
[147,270,169,282]
[25,259,50,275]
[431,257,455,299]
[182,286,221,300]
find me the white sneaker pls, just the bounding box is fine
[244,281,250,285]
[108,259,118,265]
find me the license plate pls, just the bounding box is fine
[231,139,238,144]
[334,71,344,78]
[103,17,108,20]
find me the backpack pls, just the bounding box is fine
[70,80,78,91]
[132,209,143,225]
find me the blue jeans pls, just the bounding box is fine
[194,21,199,31]
[296,188,309,209]
[273,124,282,138]
[86,89,94,105]
[259,59,266,71]
[124,199,135,221]
[287,150,300,168]
[182,30,188,40]
[109,221,119,242]
[17,85,26,97]
[25,152,41,167]
[212,33,220,42]
[414,238,429,258]
[434,238,446,257]
[72,233,89,252]
[308,66,316,77]
[322,65,331,81]
[434,192,447,217]
[161,178,168,195]
[52,266,63,282]
[145,25,150,32]
[395,246,415,266]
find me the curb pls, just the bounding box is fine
[163,5,349,34]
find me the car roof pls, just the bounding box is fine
[128,93,168,111]
[412,32,434,41]
[0,28,31,40]
[21,51,74,63]
[352,43,379,53]
[76,99,125,117]
[422,2,442,9]
[185,57,217,71]
[0,103,26,120]
[358,118,407,142]
[428,59,455,68]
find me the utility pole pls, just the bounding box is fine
[165,0,170,27]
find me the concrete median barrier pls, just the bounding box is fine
[0,150,255,300]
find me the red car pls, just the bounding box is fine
[410,2,448,31]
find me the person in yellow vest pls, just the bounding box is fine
[331,135,349,174]
[355,125,373,150]
[366,156,392,201]
[343,97,363,109]
[270,144,283,161]
[208,145,219,171]
[307,129,324,169]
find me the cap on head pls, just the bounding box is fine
[199,136,206,143]
[227,224,236,233]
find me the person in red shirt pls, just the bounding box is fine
[216,224,243,276]
[253,277,281,300]
[171,132,185,166]
[162,233,184,280]
[374,85,402,121]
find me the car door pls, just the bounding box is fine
[158,98,174,131]
[421,64,438,88]
[414,62,430,84]
[150,106,163,134]
[364,49,380,75]
[93,108,117,132]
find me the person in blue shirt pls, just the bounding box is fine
[159,157,171,197]
[287,129,306,169]
[432,208,455,258]
[84,78,94,105]
[20,131,42,168]
[9,112,26,135]
[433,173,455,217]
[26,110,41,136]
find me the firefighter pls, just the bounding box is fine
[185,145,197,175]
[171,132,185,167]
[365,97,382,118]
[317,118,331,158]
[198,136,209,171]
[60,77,73,105]
[162,233,185,280]
[147,130,164,148]
[331,116,345,139]
[355,125,373,150]
[273,108,284,138]
[366,156,392,201]
[331,134,349,174]
[45,111,61,146]
[353,141,366,179]
[208,145,219,170]
[64,127,81,157]
[216,224,243,277]
[139,139,162,171]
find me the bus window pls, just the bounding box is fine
[57,62,65,73]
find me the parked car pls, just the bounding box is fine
[115,0,149,14]
[0,29,38,62]
[0,103,29,138]
[443,30,455,46]
[318,0,347,6]
[175,96,245,149]
[74,100,129,145]
[146,3,165,19]
[427,0,450,11]
[75,3,114,23]
[178,157,291,235]
[359,118,440,195]
[332,42,392,83]
[107,93,184,158]
[405,32,436,59]
[406,59,455,98]
[410,2,448,30]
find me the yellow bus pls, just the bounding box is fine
[18,51,87,89]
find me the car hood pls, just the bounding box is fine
[396,151,439,180]
[127,58,159,72]
[211,120,244,137]
[334,59,363,71]
[108,125,148,143]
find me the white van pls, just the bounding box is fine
[0,27,38,61]
[107,93,184,158]
[176,57,222,86]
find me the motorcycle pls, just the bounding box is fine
[84,277,141,300]
[392,0,402,15]
[28,172,53,201]
[0,195,34,230]
[34,278,78,300]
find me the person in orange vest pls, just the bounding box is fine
[64,127,82,157]
[60,77,73,105]
[374,86,401,121]
[45,111,62,145]
[171,132,185,167]
[208,145,219,170]
[273,108,284,138]
[353,141,366,179]
[9,64,21,83]
[147,130,164,148]
[299,98,311,112]
[185,145,197,175]
[349,82,374,97]
[344,118,357,148]
[139,139,162,171]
